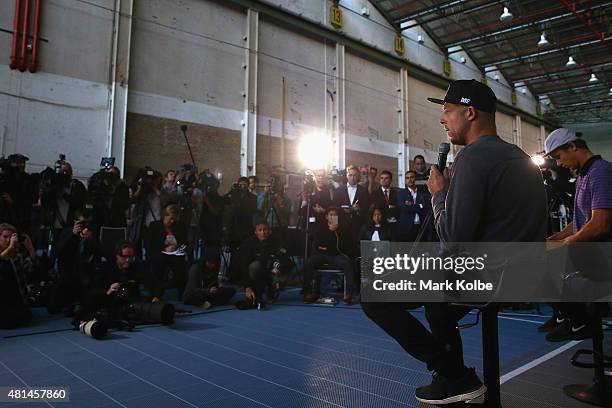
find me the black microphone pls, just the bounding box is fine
[437,142,451,172]
[180,125,187,132]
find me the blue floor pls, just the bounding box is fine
[0,295,566,408]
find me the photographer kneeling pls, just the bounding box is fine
[239,222,289,307]
[0,223,34,328]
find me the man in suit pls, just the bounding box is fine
[369,170,399,230]
[332,165,369,256]
[397,170,431,242]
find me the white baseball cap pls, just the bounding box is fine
[544,128,577,156]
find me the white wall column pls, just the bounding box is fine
[333,43,346,171]
[539,124,546,151]
[241,9,259,176]
[398,67,409,188]
[513,115,522,148]
[108,0,133,174]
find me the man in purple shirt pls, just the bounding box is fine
[542,128,612,341]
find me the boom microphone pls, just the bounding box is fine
[437,142,451,172]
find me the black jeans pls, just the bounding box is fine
[362,302,469,378]
[247,261,273,299]
[149,254,187,299]
[0,303,32,329]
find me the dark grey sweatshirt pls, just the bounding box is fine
[432,135,547,243]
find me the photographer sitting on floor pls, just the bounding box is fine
[0,223,33,329]
[183,247,236,308]
[81,240,142,315]
[239,221,289,306]
[76,240,174,334]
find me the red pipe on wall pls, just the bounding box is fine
[9,0,21,70]
[29,0,41,73]
[18,0,30,72]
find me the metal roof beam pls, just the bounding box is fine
[513,60,612,82]
[400,0,503,27]
[483,38,607,67]
[390,0,466,22]
[539,81,611,96]
[446,2,612,49]
[549,99,612,109]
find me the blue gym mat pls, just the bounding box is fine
[0,294,565,408]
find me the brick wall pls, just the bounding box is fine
[125,113,241,194]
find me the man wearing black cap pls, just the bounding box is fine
[539,128,612,342]
[363,80,547,405]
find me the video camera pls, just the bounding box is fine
[39,154,73,201]
[197,169,220,195]
[131,167,161,194]
[328,168,346,184]
[175,164,197,194]
[88,168,120,198]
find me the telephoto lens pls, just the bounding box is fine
[130,302,175,324]
[79,319,108,340]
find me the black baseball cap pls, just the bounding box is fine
[427,79,497,113]
[7,153,29,161]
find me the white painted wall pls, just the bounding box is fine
[407,77,447,163]
[345,51,398,144]
[521,121,541,155]
[129,0,246,113]
[0,0,115,177]
[257,20,328,139]
[496,111,515,143]
[0,0,551,179]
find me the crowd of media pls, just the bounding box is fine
[0,153,437,331]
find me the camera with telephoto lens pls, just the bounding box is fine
[78,318,108,340]
[113,281,176,325]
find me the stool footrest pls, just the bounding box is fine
[570,349,612,369]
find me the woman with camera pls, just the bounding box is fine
[0,223,35,328]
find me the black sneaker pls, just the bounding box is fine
[538,313,565,333]
[545,321,592,342]
[415,368,486,405]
